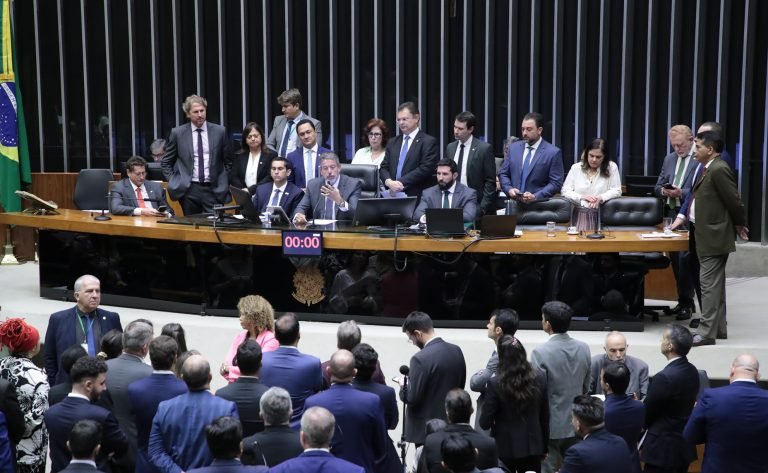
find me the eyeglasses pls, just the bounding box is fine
[368,132,382,137]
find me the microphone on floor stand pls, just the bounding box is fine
[94,191,112,221]
[397,364,410,469]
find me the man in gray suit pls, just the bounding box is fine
[111,156,171,216]
[293,152,362,224]
[447,111,497,215]
[588,331,649,400]
[530,301,591,473]
[161,94,232,215]
[266,88,323,157]
[413,159,478,223]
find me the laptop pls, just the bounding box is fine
[425,208,470,237]
[480,214,519,238]
[229,185,261,221]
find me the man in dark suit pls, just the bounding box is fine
[498,112,564,212]
[684,354,768,473]
[50,346,89,406]
[641,324,700,473]
[447,111,496,215]
[241,387,303,467]
[44,357,129,472]
[305,350,387,473]
[187,417,267,473]
[413,159,478,223]
[45,274,123,386]
[266,88,323,157]
[560,396,632,473]
[110,156,171,217]
[148,355,238,473]
[422,389,498,473]
[398,311,466,445]
[286,120,332,189]
[258,313,323,426]
[250,157,304,216]
[602,361,645,473]
[380,102,439,197]
[293,152,362,223]
[589,331,649,400]
[216,340,269,437]
[58,420,106,473]
[161,94,232,215]
[127,336,187,473]
[697,122,735,171]
[269,407,365,473]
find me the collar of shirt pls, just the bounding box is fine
[68,393,90,401]
[69,460,98,468]
[152,370,176,375]
[293,112,306,124]
[272,182,288,193]
[704,158,715,169]
[459,135,473,149]
[444,181,457,194]
[666,356,681,366]
[422,336,437,348]
[190,122,208,133]
[304,144,319,154]
[528,137,543,151]
[731,378,757,384]
[303,448,331,453]
[406,128,420,142]
[121,352,145,362]
[280,345,299,350]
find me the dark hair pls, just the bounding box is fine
[275,313,300,345]
[149,335,178,371]
[71,357,108,384]
[277,88,302,107]
[295,118,316,132]
[425,418,448,436]
[181,355,211,390]
[602,360,631,395]
[666,324,693,356]
[161,323,188,354]
[523,112,545,129]
[240,122,267,154]
[126,155,147,173]
[271,156,293,171]
[205,416,242,459]
[579,138,611,177]
[440,434,476,473]
[352,343,378,381]
[444,389,473,424]
[699,121,724,137]
[234,339,263,376]
[542,301,573,333]
[436,158,458,174]
[602,290,626,314]
[98,329,123,360]
[402,311,433,334]
[61,345,88,376]
[496,335,538,408]
[695,130,724,153]
[492,308,519,336]
[572,394,604,429]
[454,111,477,129]
[68,420,102,459]
[361,118,390,147]
[398,101,420,116]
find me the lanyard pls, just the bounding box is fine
[75,309,95,341]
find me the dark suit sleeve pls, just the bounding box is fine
[399,136,439,190]
[149,411,182,473]
[400,355,425,407]
[379,144,394,184]
[534,148,564,200]
[340,179,362,220]
[461,188,478,222]
[44,316,59,385]
[413,190,434,221]
[682,392,709,447]
[710,164,746,226]
[293,188,312,217]
[479,144,497,213]
[161,129,179,181]
[110,182,136,216]
[0,381,25,444]
[102,411,129,457]
[643,372,670,428]
[478,379,497,431]
[384,389,399,430]
[559,445,584,473]
[498,146,514,195]
[228,155,246,189]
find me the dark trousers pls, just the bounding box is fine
[502,455,542,473]
[665,207,698,307]
[644,465,688,473]
[181,182,220,215]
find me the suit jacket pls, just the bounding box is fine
[683,380,768,473]
[148,390,238,473]
[559,428,633,473]
[187,458,268,473]
[589,354,649,399]
[161,121,232,203]
[324,360,386,390]
[305,383,387,473]
[215,377,269,437]
[127,373,188,473]
[380,130,440,197]
[110,179,172,216]
[530,333,591,439]
[229,148,277,194]
[269,450,365,473]
[400,338,467,444]
[352,378,398,430]
[422,424,499,473]
[44,307,122,385]
[641,356,700,470]
[413,183,478,223]
[259,346,323,426]
[447,138,496,214]
[286,145,332,189]
[498,139,564,200]
[266,113,323,154]
[241,425,303,467]
[0,378,25,445]
[49,382,72,406]
[59,463,106,473]
[469,350,497,432]
[293,174,362,221]
[44,396,129,472]
[691,157,746,257]
[653,151,697,206]
[604,394,645,473]
[251,182,304,216]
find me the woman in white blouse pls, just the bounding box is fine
[561,137,622,208]
[229,122,277,194]
[351,118,389,167]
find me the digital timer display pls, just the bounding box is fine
[281,230,323,257]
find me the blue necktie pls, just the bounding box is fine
[279,120,294,157]
[270,189,281,207]
[395,135,410,180]
[520,145,534,192]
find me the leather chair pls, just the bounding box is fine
[515,197,572,225]
[73,169,114,211]
[340,163,379,199]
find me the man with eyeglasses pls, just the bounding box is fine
[111,155,171,216]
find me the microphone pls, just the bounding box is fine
[399,365,410,376]
[587,201,605,240]
[94,191,112,221]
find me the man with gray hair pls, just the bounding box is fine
[321,320,385,388]
[589,331,649,399]
[241,387,303,467]
[270,406,365,473]
[149,139,167,161]
[293,152,362,224]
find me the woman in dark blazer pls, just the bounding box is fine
[229,122,276,194]
[479,335,549,473]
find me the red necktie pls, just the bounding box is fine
[136,187,146,208]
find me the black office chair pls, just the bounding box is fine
[515,197,572,225]
[73,169,113,211]
[340,163,380,199]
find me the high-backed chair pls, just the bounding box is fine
[340,163,380,199]
[516,197,572,225]
[73,169,114,211]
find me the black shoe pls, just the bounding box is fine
[675,308,692,320]
[692,335,716,347]
[665,303,694,315]
[689,318,700,328]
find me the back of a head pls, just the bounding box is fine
[542,301,573,333]
[205,416,242,460]
[260,387,293,426]
[493,308,520,336]
[572,395,604,431]
[70,357,108,384]
[99,329,123,360]
[68,420,102,460]
[236,339,263,376]
[300,407,336,449]
[401,311,433,335]
[425,418,448,436]
[695,130,725,154]
[123,320,153,354]
[328,349,356,382]
[161,323,188,354]
[61,345,89,376]
[352,343,378,381]
[149,335,178,371]
[181,354,211,390]
[440,434,476,473]
[336,320,362,350]
[666,324,693,356]
[444,389,473,424]
[602,360,631,395]
[274,313,300,346]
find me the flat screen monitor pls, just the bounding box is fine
[624,175,658,197]
[352,197,417,227]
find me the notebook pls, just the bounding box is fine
[480,214,520,238]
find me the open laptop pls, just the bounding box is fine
[229,185,261,221]
[425,208,470,237]
[480,214,519,238]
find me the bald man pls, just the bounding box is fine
[304,350,387,473]
[589,331,649,399]
[684,354,768,473]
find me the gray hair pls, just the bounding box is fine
[149,139,166,153]
[300,407,335,448]
[182,95,207,113]
[122,320,153,354]
[74,274,99,293]
[336,320,361,350]
[318,152,340,165]
[260,387,293,426]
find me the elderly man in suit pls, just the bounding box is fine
[266,88,323,157]
[641,324,700,473]
[684,354,768,473]
[216,340,269,437]
[447,111,496,215]
[530,301,591,473]
[111,156,171,216]
[380,102,439,197]
[45,275,122,386]
[286,119,332,189]
[241,387,303,467]
[293,152,362,224]
[413,159,478,224]
[187,417,267,473]
[250,157,304,216]
[602,361,645,473]
[161,94,231,215]
[589,331,649,400]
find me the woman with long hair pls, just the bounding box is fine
[351,118,389,167]
[561,137,622,209]
[229,122,277,194]
[219,295,279,382]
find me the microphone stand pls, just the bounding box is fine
[587,202,604,239]
[398,372,409,472]
[94,192,111,221]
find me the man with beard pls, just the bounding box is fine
[413,159,478,223]
[44,357,129,472]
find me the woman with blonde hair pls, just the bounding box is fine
[220,295,279,382]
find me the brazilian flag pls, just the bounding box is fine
[0,0,31,213]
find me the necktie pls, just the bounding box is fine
[136,187,146,208]
[80,313,96,356]
[305,150,314,181]
[686,164,707,220]
[396,135,410,180]
[279,120,294,157]
[456,144,465,183]
[324,195,334,219]
[270,189,281,207]
[196,128,205,182]
[667,156,688,208]
[443,190,450,208]
[521,146,534,192]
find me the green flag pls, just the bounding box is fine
[0,0,31,213]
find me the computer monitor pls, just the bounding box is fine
[624,175,658,197]
[352,197,417,226]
